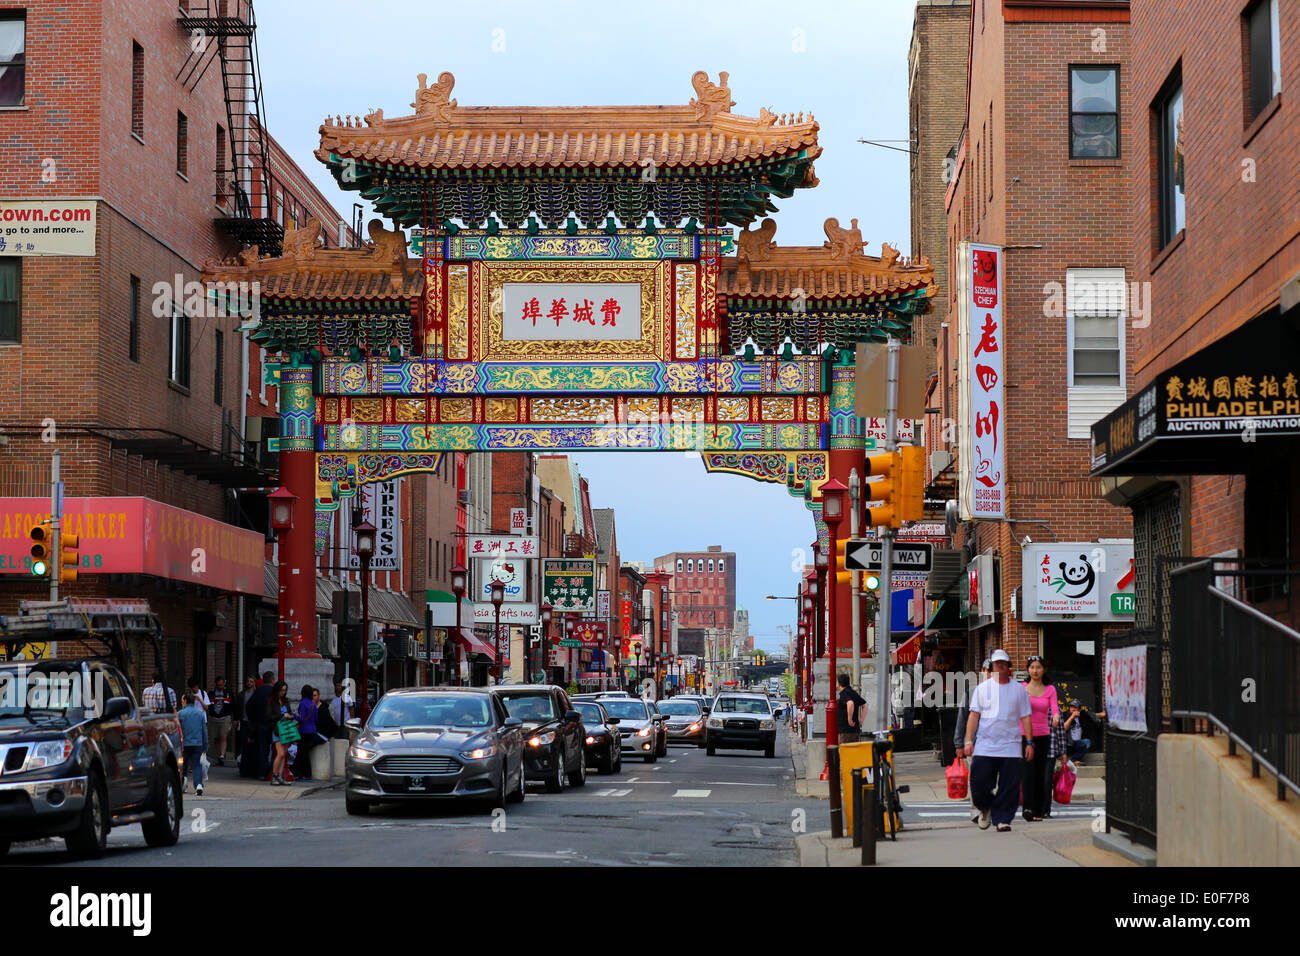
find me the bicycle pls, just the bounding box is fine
[869,732,908,840]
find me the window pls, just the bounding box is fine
[0,13,25,107]
[676,559,683,573]
[169,305,190,388]
[1070,66,1119,157]
[213,328,224,405]
[1156,72,1186,247]
[1246,0,1282,123]
[128,275,140,361]
[176,112,188,176]
[131,42,144,138]
[1065,269,1127,438]
[718,558,725,573]
[708,559,714,573]
[0,259,19,342]
[687,559,694,573]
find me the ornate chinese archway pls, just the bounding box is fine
[203,71,934,661]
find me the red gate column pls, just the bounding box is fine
[824,359,867,712]
[276,360,321,659]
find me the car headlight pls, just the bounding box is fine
[585,735,596,745]
[760,720,775,730]
[636,727,651,737]
[688,722,701,732]
[707,717,722,728]
[528,731,556,747]
[349,744,380,762]
[26,739,73,770]
[460,743,498,760]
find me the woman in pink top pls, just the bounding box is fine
[1021,656,1059,821]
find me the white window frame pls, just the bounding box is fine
[676,558,683,573]
[718,558,725,573]
[169,303,190,388]
[1066,268,1126,389]
[687,559,694,573]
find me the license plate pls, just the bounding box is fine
[408,776,427,790]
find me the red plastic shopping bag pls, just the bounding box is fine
[946,756,969,799]
[1053,762,1077,804]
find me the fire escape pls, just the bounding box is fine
[176,1,283,257]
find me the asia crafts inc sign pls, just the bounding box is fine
[1020,542,1135,622]
[957,242,1006,520]
[502,283,641,341]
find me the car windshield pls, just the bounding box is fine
[498,693,556,721]
[368,694,491,729]
[573,703,604,724]
[656,701,701,716]
[0,665,89,724]
[599,699,649,720]
[714,697,771,715]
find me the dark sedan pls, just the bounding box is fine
[492,685,587,792]
[344,688,524,814]
[572,700,622,773]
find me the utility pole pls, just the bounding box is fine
[49,449,61,602]
[849,467,860,691]
[876,338,899,733]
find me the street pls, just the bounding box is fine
[4,737,804,868]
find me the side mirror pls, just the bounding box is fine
[345,717,361,731]
[504,716,523,730]
[701,707,710,715]
[565,710,582,723]
[100,697,131,721]
[606,717,620,725]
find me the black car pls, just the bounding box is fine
[492,685,587,792]
[572,700,622,773]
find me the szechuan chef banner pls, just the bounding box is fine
[958,242,1007,520]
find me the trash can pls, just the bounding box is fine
[838,741,876,837]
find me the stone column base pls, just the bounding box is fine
[259,657,337,705]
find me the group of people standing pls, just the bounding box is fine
[956,650,1105,832]
[238,674,355,785]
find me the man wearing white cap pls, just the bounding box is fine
[958,648,1033,831]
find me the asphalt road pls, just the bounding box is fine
[6,733,808,867]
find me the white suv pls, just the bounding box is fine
[705,693,778,758]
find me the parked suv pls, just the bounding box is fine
[492,685,586,791]
[705,693,777,758]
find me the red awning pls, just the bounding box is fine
[892,631,923,666]
[452,627,496,662]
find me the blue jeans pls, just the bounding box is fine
[183,746,205,788]
[1067,737,1092,761]
[969,755,1024,826]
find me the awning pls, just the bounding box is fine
[924,598,966,633]
[892,631,922,666]
[1091,307,1300,477]
[452,627,496,662]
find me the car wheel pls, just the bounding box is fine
[599,744,614,774]
[569,749,587,788]
[706,742,716,756]
[141,765,181,847]
[0,839,9,858]
[65,771,109,860]
[345,789,371,816]
[612,748,622,773]
[507,760,526,804]
[657,733,667,758]
[545,749,566,793]
[487,769,508,812]
[765,743,776,759]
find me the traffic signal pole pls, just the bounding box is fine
[49,449,60,602]
[876,339,898,734]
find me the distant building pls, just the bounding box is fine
[654,545,736,658]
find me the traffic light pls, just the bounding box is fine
[57,531,79,585]
[863,572,882,592]
[864,445,925,529]
[29,520,54,579]
[834,538,853,585]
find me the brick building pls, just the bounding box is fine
[932,0,1135,695]
[653,545,735,659]
[1090,0,1300,630]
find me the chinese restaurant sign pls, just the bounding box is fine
[503,283,640,341]
[347,481,401,572]
[1021,543,1134,622]
[570,621,606,649]
[957,242,1006,520]
[0,497,263,595]
[543,558,595,612]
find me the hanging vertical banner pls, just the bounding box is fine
[957,242,1007,520]
[348,482,401,572]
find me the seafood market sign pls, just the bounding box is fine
[1020,542,1135,622]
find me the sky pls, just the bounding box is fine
[254,0,921,652]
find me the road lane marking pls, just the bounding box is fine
[673,789,711,798]
[595,788,633,797]
[703,781,778,787]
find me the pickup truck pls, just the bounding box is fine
[0,599,183,860]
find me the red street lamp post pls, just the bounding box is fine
[490,580,505,684]
[353,517,377,720]
[450,564,467,686]
[268,487,297,684]
[538,602,553,685]
[819,478,848,838]
[564,616,576,686]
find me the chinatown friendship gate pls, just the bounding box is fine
[203,71,935,687]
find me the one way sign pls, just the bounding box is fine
[844,539,933,573]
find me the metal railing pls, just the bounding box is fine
[1103,627,1163,848]
[1170,559,1300,801]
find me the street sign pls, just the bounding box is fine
[558,638,584,648]
[844,539,932,572]
[367,640,386,667]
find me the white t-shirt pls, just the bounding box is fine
[970,678,1032,758]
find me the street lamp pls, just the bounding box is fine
[819,477,848,838]
[268,487,297,683]
[450,564,467,686]
[353,517,376,719]
[490,579,505,684]
[633,641,643,690]
[539,602,553,687]
[564,616,576,687]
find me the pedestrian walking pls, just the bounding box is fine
[836,673,867,743]
[178,693,209,797]
[960,649,1033,832]
[1020,655,1060,821]
[267,681,297,786]
[953,659,991,822]
[187,675,210,713]
[293,685,321,781]
[142,672,179,714]
[208,676,234,765]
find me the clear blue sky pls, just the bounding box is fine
[255,0,919,651]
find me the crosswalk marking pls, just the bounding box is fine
[673,789,711,798]
[595,788,633,797]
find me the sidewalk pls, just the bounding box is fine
[187,760,343,802]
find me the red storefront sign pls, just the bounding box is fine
[570,621,606,649]
[0,497,264,595]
